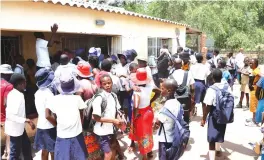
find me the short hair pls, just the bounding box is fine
[214,49,219,55]
[212,69,222,82]
[10,73,26,87]
[26,59,35,68]
[229,52,233,56]
[60,54,69,65]
[101,59,112,72]
[34,32,44,39]
[88,56,99,68]
[219,59,226,68]
[64,48,73,54]
[252,58,259,66]
[163,79,178,91]
[177,47,183,53]
[129,63,138,71]
[195,53,203,63]
[99,73,112,84]
[163,44,168,49]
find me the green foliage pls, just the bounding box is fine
[121,1,264,50]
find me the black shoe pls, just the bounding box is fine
[236,102,242,108]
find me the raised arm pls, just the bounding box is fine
[47,23,58,47]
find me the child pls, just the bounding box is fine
[5,73,35,160]
[46,73,88,160]
[218,59,232,85]
[202,69,232,160]
[92,74,124,160]
[237,57,251,109]
[13,55,25,76]
[34,68,56,160]
[155,79,182,160]
[128,68,160,160]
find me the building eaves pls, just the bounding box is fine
[33,0,190,27]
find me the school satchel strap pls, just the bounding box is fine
[182,71,188,86]
[158,123,168,143]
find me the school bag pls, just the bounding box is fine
[82,90,126,132]
[169,71,191,123]
[158,104,190,160]
[210,84,234,124]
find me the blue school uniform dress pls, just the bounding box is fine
[255,77,264,123]
[47,95,88,160]
[34,88,56,152]
[203,83,231,143]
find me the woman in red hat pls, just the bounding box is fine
[129,68,160,160]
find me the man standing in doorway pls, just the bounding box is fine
[34,23,58,71]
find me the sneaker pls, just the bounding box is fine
[236,102,242,108]
[245,121,258,127]
[243,107,249,111]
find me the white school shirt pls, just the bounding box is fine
[54,63,77,78]
[5,89,26,137]
[213,54,220,67]
[133,84,153,109]
[108,72,122,93]
[190,63,210,81]
[47,94,86,138]
[170,69,195,86]
[157,99,182,143]
[34,88,55,129]
[235,52,245,69]
[203,82,232,106]
[36,38,51,67]
[92,91,121,136]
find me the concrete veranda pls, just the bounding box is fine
[33,82,262,160]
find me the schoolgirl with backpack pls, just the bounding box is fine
[154,79,190,160]
[202,69,234,160]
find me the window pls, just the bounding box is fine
[148,37,172,57]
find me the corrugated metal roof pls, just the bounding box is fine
[33,0,189,27]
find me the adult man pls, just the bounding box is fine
[157,45,171,78]
[54,54,77,79]
[34,23,58,70]
[0,64,14,159]
[235,48,245,82]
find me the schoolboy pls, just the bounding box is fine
[155,79,182,160]
[202,69,232,160]
[92,74,124,160]
[5,73,35,160]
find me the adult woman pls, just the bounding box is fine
[129,68,160,160]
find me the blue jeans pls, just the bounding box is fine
[10,130,32,160]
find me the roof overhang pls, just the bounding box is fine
[186,27,202,35]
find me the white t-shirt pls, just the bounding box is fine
[203,82,232,106]
[5,89,26,137]
[235,52,245,69]
[133,84,153,109]
[47,94,86,138]
[157,99,182,143]
[35,88,55,129]
[190,63,210,81]
[92,91,121,136]
[213,55,220,67]
[108,72,121,94]
[36,38,51,67]
[170,69,195,86]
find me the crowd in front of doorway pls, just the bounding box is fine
[1,23,264,160]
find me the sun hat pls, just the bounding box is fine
[77,61,93,78]
[130,68,150,85]
[35,68,55,88]
[0,64,14,74]
[110,55,118,62]
[137,56,148,62]
[55,73,80,94]
[117,51,128,61]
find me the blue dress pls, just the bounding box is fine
[255,77,264,123]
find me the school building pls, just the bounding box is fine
[1,0,203,65]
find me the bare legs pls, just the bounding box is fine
[41,150,54,160]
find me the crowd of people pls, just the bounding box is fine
[1,25,264,160]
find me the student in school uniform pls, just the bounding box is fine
[75,61,101,160]
[13,55,25,76]
[155,78,183,160]
[201,69,233,160]
[33,68,56,160]
[0,64,14,160]
[218,59,232,87]
[45,73,88,160]
[128,68,160,160]
[190,53,210,121]
[92,74,125,160]
[5,73,35,160]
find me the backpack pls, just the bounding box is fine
[169,71,191,123]
[82,91,117,132]
[158,104,190,160]
[210,84,234,124]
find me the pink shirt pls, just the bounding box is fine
[1,79,13,122]
[79,79,97,100]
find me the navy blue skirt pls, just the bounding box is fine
[194,79,206,104]
[55,133,88,160]
[33,128,56,152]
[207,111,227,143]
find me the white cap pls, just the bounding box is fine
[0,64,13,74]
